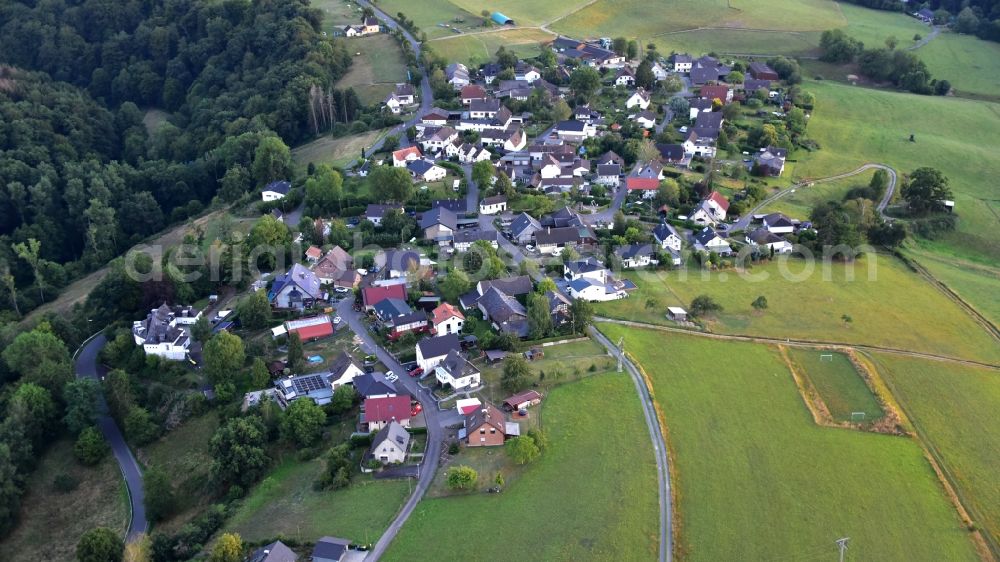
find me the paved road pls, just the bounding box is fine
[74,333,149,542]
[732,163,897,230]
[339,297,447,561]
[589,327,672,562]
[462,163,478,213]
[583,183,628,225]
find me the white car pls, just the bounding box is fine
[334,286,350,293]
[385,371,398,382]
[333,316,342,324]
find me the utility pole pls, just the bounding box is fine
[836,537,849,562]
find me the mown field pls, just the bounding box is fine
[595,256,1000,363]
[873,353,1000,549]
[916,32,1000,99]
[291,129,387,170]
[794,79,1000,264]
[598,323,979,561]
[315,0,365,34]
[0,441,129,562]
[335,34,409,105]
[374,0,480,39]
[762,168,876,219]
[905,244,1000,328]
[427,28,554,66]
[381,373,659,561]
[787,348,882,422]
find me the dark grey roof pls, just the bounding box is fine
[470,98,501,113]
[371,420,410,452]
[693,226,722,245]
[247,540,298,562]
[749,228,785,245]
[432,199,466,212]
[438,349,480,379]
[420,206,458,231]
[387,310,428,328]
[312,537,350,562]
[510,212,541,237]
[615,244,655,260]
[377,250,420,273]
[598,150,623,165]
[454,229,497,245]
[597,164,621,176]
[656,143,685,161]
[565,257,605,275]
[264,180,291,195]
[555,120,586,132]
[482,195,506,205]
[689,98,714,110]
[417,333,462,359]
[353,373,397,398]
[366,204,402,218]
[672,53,693,64]
[329,351,362,380]
[535,226,588,245]
[407,159,439,176]
[744,78,771,92]
[543,206,581,228]
[477,287,527,324]
[374,298,413,320]
[763,212,794,227]
[694,111,724,130]
[479,275,533,297]
[653,222,680,242]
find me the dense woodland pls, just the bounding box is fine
[0,0,354,317]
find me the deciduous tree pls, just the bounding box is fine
[505,435,540,464]
[446,465,478,490]
[501,355,531,392]
[77,527,124,562]
[204,331,245,387]
[280,399,326,447]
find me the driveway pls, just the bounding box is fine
[74,333,148,542]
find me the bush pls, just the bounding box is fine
[53,472,79,493]
[74,426,108,466]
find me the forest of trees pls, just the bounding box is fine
[0,0,355,317]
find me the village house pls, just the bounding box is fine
[304,246,322,264]
[553,120,596,142]
[463,403,512,447]
[510,212,542,244]
[132,303,200,360]
[247,540,297,562]
[392,146,422,167]
[754,146,788,176]
[261,180,291,202]
[699,84,732,104]
[634,110,657,129]
[353,373,398,400]
[503,390,542,412]
[479,195,507,215]
[651,61,670,81]
[671,53,693,73]
[312,537,351,562]
[564,257,607,283]
[446,62,470,89]
[534,226,590,255]
[421,108,449,127]
[653,222,684,265]
[657,143,690,167]
[614,66,636,87]
[514,62,541,83]
[269,264,323,309]
[688,97,715,120]
[376,249,423,278]
[364,395,412,431]
[369,420,409,465]
[682,131,716,158]
[567,276,630,302]
[547,290,572,325]
[615,244,659,268]
[763,212,795,234]
[326,352,366,389]
[407,159,447,182]
[420,206,457,244]
[748,62,780,81]
[596,163,622,186]
[431,302,464,335]
[692,226,733,255]
[312,246,354,285]
[476,286,529,337]
[460,84,487,105]
[415,333,462,373]
[419,126,458,153]
[362,283,407,311]
[364,204,404,226]
[281,315,334,342]
[626,88,651,110]
[434,349,481,390]
[746,228,794,254]
[453,229,498,253]
[625,161,663,198]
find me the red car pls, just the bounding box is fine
[411,403,423,416]
[408,367,424,377]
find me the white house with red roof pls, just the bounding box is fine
[625,161,664,198]
[690,191,730,225]
[392,146,422,167]
[431,302,464,335]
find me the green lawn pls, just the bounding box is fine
[375,0,481,40]
[225,454,410,545]
[787,348,882,422]
[598,323,979,561]
[794,79,1000,264]
[656,28,820,58]
[762,168,876,219]
[139,414,219,531]
[873,353,1000,548]
[382,373,658,561]
[0,441,129,562]
[916,32,1000,100]
[837,3,927,52]
[427,28,554,66]
[596,256,1000,363]
[291,129,388,170]
[315,0,365,34]
[905,245,1000,328]
[335,34,409,106]
[449,0,594,27]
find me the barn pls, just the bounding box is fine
[491,12,515,25]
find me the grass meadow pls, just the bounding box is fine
[793,79,1000,264]
[595,256,1000,363]
[427,28,554,66]
[315,0,365,34]
[335,34,409,105]
[291,129,387,170]
[448,0,594,27]
[374,0,480,40]
[0,441,129,562]
[787,348,883,422]
[916,32,1000,100]
[381,373,659,561]
[873,353,1000,548]
[906,244,1000,327]
[598,323,980,561]
[762,168,876,219]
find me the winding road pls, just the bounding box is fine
[733,163,897,230]
[589,327,672,562]
[74,333,149,542]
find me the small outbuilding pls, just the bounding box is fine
[667,306,688,322]
[502,390,542,411]
[491,12,515,25]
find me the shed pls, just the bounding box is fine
[667,306,688,321]
[491,12,515,25]
[502,390,542,411]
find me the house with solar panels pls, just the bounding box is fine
[273,372,334,408]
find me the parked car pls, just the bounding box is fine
[335,286,350,293]
[409,367,424,377]
[385,371,398,382]
[332,316,342,324]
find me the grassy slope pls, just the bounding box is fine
[335,34,409,105]
[290,129,387,170]
[448,0,594,27]
[873,353,1000,546]
[0,441,129,562]
[787,348,882,421]
[795,79,1000,263]
[917,32,1000,99]
[905,244,1000,328]
[763,168,876,218]
[427,28,554,66]
[375,0,480,39]
[595,256,1000,363]
[225,458,410,545]
[598,323,979,561]
[382,373,658,561]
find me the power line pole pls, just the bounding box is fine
[836,537,849,562]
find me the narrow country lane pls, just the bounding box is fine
[74,333,149,542]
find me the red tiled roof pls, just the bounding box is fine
[626,177,659,190]
[305,246,322,259]
[708,191,730,211]
[699,85,730,102]
[364,395,412,423]
[362,284,407,308]
[289,321,333,340]
[392,146,421,163]
[432,302,464,326]
[461,84,486,99]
